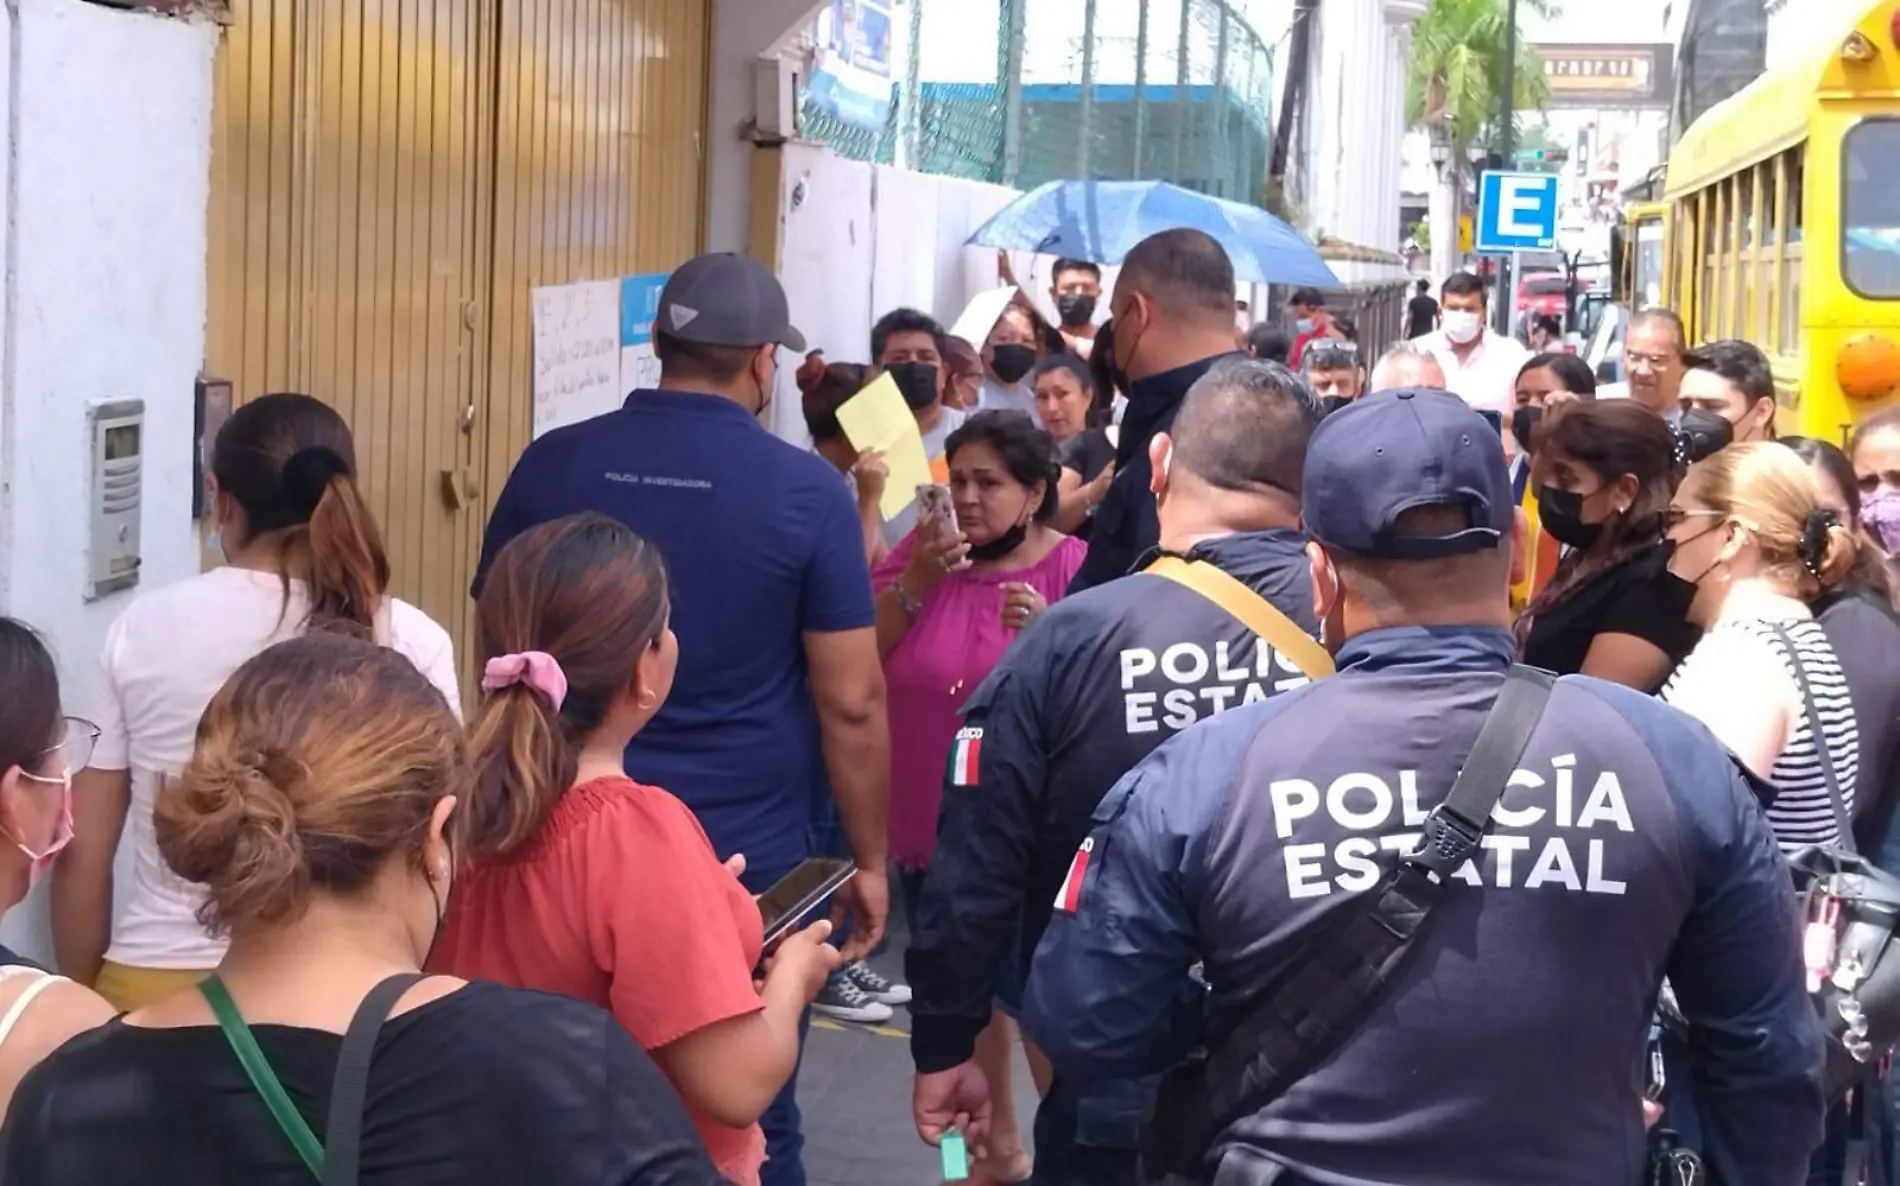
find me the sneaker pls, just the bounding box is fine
[845,959,912,1005]
[812,973,894,1024]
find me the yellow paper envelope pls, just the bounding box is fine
[835,373,934,522]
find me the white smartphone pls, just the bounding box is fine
[916,482,955,536]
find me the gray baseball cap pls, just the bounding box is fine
[656,253,807,354]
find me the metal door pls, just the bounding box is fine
[207,0,707,669]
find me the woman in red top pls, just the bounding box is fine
[430,512,838,1186]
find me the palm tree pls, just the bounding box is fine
[1407,0,1557,279]
[1408,0,1556,152]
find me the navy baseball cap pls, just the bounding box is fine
[1302,388,1513,560]
[657,253,807,353]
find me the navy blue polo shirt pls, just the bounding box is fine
[475,389,876,872]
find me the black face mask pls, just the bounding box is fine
[1663,522,1729,591]
[1511,405,1542,456]
[889,361,939,410]
[1056,292,1097,328]
[1537,485,1604,550]
[990,344,1037,385]
[967,522,1028,562]
[1317,394,1354,419]
[1664,406,1734,467]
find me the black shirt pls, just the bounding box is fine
[1068,354,1239,595]
[1057,428,1115,483]
[1407,293,1439,339]
[1815,587,1900,853]
[1520,543,1700,686]
[0,981,725,1185]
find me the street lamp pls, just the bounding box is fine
[1429,126,1451,175]
[1466,141,1488,169]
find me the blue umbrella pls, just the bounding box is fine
[968,180,1341,289]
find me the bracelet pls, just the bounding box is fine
[891,577,923,617]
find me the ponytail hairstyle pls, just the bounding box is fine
[1690,442,1859,597]
[210,393,391,637]
[1781,436,1892,600]
[464,513,670,859]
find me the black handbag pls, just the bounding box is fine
[1771,625,1900,1101]
[1139,666,1556,1184]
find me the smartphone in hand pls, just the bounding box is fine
[917,482,955,537]
[756,858,857,950]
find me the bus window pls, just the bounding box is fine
[1844,119,1900,298]
[1635,218,1664,309]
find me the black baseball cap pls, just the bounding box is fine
[656,253,807,353]
[1302,388,1513,560]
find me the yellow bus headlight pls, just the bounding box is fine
[1837,333,1900,402]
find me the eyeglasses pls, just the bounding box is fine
[28,717,100,782]
[1662,508,1725,532]
[1626,352,1678,369]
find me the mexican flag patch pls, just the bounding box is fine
[948,726,983,786]
[1053,837,1093,914]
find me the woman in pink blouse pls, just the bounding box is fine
[872,410,1083,1184]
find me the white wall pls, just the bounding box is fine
[761,141,1022,445]
[705,0,827,254]
[1304,0,1416,286]
[0,0,216,958]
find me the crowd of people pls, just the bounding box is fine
[0,227,1893,1186]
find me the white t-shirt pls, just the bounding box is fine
[85,567,461,969]
[1414,329,1532,416]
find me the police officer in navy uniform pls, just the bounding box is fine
[907,358,1326,1185]
[1024,388,1825,1185]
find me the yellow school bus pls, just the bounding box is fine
[1647,0,1900,442]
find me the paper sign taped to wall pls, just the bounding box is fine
[532,279,623,438]
[619,272,669,396]
[949,285,1019,349]
[836,373,932,522]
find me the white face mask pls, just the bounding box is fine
[1442,310,1483,345]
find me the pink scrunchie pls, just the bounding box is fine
[481,651,568,712]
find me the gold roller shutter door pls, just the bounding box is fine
[206,0,708,674]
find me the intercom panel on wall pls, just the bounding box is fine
[86,399,144,601]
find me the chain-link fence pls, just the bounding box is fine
[795,0,1279,204]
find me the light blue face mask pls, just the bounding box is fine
[1296,318,1315,335]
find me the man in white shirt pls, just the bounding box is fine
[1412,272,1530,421]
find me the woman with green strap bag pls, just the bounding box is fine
[0,633,726,1186]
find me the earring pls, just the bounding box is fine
[637,692,657,709]
[433,862,450,881]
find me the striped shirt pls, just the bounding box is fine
[1664,616,1859,852]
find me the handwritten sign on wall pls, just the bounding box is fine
[531,279,623,438]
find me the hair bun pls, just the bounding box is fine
[1798,507,1840,576]
[281,446,352,518]
[159,745,308,933]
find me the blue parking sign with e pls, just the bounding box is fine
[1475,172,1559,254]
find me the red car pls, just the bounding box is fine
[1516,270,1569,319]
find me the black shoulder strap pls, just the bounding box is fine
[1768,625,1855,853]
[322,973,425,1186]
[1197,665,1555,1138]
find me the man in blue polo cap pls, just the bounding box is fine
[1022,389,1823,1185]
